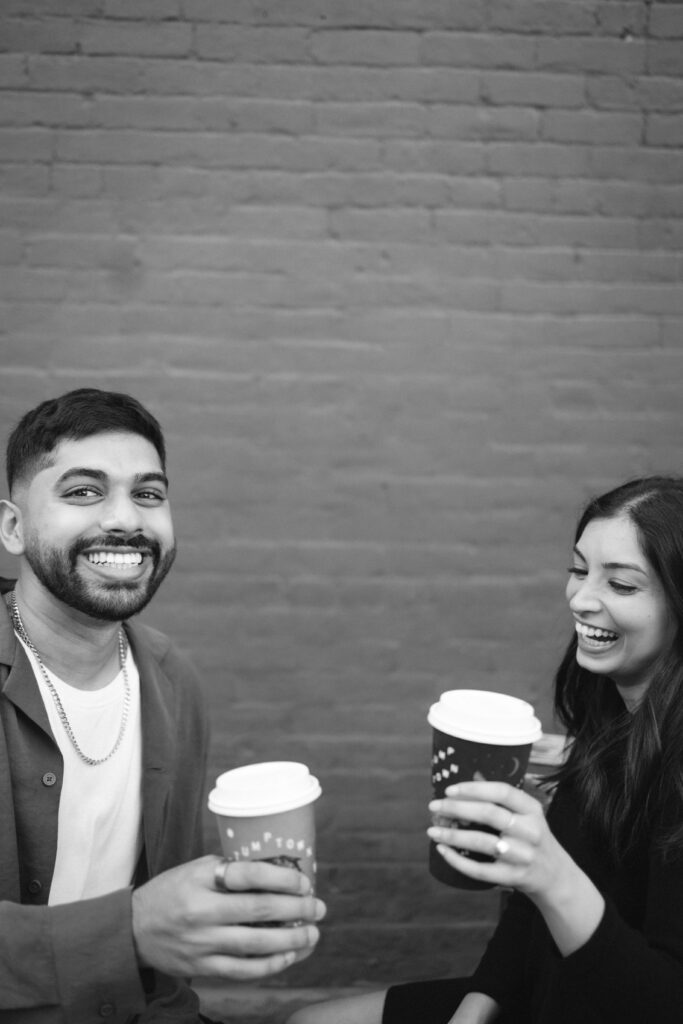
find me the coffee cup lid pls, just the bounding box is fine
[428,689,542,745]
[208,761,321,816]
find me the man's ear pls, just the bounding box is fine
[0,500,25,555]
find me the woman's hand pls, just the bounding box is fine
[427,781,605,956]
[428,781,561,899]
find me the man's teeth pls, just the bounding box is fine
[87,552,143,566]
[575,622,618,641]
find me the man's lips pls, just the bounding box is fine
[85,550,145,568]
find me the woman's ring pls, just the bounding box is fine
[495,837,510,859]
[214,858,230,892]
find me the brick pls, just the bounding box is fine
[0,91,91,127]
[648,5,683,39]
[595,3,649,38]
[92,96,315,134]
[647,41,683,77]
[537,36,646,74]
[307,67,479,103]
[646,114,683,147]
[315,101,425,138]
[184,0,487,31]
[103,0,181,17]
[0,163,49,194]
[27,55,149,93]
[0,17,80,53]
[195,26,310,63]
[487,1,597,35]
[429,104,540,141]
[311,30,420,66]
[82,20,192,57]
[541,109,643,145]
[0,53,28,87]
[421,31,536,68]
[481,71,584,108]
[0,127,53,161]
[51,164,104,197]
[0,231,23,263]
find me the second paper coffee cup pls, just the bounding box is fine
[208,761,321,891]
[428,689,542,890]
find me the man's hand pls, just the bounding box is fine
[132,855,326,980]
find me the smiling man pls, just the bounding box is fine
[0,389,324,1023]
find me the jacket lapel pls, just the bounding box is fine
[125,622,174,873]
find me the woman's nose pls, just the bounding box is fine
[568,577,602,614]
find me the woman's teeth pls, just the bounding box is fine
[87,552,143,566]
[575,622,619,643]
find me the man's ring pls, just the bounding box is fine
[214,858,230,892]
[495,837,510,859]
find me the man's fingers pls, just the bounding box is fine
[210,889,325,926]
[196,944,316,981]
[220,858,313,895]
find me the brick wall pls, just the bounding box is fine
[1,0,682,990]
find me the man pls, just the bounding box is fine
[0,389,324,1022]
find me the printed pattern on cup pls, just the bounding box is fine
[431,730,530,798]
[221,823,316,879]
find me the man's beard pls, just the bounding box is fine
[22,533,177,621]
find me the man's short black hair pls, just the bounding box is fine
[6,388,167,493]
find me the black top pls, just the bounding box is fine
[469,784,683,1022]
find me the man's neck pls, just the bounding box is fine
[10,580,124,691]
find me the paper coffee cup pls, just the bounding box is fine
[428,690,542,890]
[208,761,321,890]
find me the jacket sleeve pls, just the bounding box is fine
[468,889,535,1008]
[545,846,683,1022]
[0,888,146,1022]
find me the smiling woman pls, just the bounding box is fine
[288,476,683,1024]
[566,513,676,710]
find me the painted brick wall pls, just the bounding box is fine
[1,0,682,991]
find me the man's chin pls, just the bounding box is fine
[79,582,157,621]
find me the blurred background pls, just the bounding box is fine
[1,0,682,1016]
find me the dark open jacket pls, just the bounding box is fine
[0,579,210,1023]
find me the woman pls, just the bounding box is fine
[288,476,683,1024]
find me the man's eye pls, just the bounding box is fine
[64,486,100,499]
[135,490,166,504]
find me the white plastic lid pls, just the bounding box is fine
[208,761,322,817]
[428,689,542,746]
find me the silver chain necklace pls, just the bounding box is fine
[9,592,131,767]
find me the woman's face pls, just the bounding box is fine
[565,513,676,708]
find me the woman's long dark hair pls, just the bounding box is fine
[553,476,683,862]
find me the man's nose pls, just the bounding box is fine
[99,493,144,534]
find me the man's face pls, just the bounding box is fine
[14,431,176,621]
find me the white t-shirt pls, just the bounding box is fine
[17,635,143,906]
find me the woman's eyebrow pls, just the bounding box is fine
[603,561,647,576]
[573,546,647,576]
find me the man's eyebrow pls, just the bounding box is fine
[54,468,169,488]
[135,472,169,489]
[55,468,106,486]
